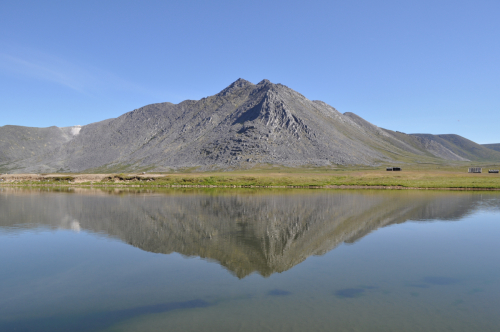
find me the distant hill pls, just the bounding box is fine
[482,143,500,152]
[410,134,500,161]
[379,129,469,161]
[1,79,498,173]
[0,125,80,166]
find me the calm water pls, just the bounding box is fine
[1,188,500,331]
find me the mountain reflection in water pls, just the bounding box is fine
[1,188,498,278]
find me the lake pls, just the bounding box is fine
[1,188,499,331]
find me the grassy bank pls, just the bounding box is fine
[2,165,500,190]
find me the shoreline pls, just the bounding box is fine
[2,183,500,191]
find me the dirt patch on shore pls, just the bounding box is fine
[0,173,165,184]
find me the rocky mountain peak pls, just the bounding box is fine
[249,79,292,99]
[257,79,271,85]
[218,78,254,96]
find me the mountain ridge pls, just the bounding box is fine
[1,79,499,173]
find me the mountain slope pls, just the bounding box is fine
[482,143,500,152]
[410,134,500,161]
[0,125,81,168]
[344,114,468,161]
[379,129,469,161]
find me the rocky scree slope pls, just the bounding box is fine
[2,79,499,173]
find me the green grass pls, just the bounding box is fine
[3,163,500,189]
[105,171,500,189]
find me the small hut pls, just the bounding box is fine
[468,167,482,173]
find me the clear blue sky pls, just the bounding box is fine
[1,0,499,143]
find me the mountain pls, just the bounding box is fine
[1,79,499,173]
[482,143,500,152]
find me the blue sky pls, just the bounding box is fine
[1,0,499,143]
